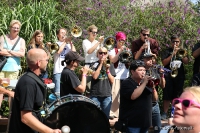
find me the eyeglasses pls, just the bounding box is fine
[172,98,200,108]
[11,27,20,30]
[172,41,180,43]
[91,31,98,34]
[142,33,150,37]
[99,52,107,55]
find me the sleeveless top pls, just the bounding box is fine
[2,38,21,71]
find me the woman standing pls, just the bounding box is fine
[82,24,104,95]
[27,30,50,79]
[53,28,76,94]
[0,20,26,107]
[108,31,130,119]
[90,47,115,118]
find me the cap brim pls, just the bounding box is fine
[77,56,85,62]
[143,54,153,58]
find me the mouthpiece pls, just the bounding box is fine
[61,125,70,133]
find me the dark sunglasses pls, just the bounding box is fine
[91,31,98,34]
[99,52,107,55]
[133,60,145,66]
[118,40,125,43]
[142,33,150,37]
[172,41,180,43]
[172,98,200,108]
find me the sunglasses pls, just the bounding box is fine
[91,31,98,34]
[99,52,107,55]
[142,33,150,37]
[133,60,145,66]
[172,41,180,43]
[118,40,125,43]
[172,98,200,108]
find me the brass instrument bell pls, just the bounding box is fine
[71,25,82,37]
[103,36,116,51]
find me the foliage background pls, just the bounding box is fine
[0,0,200,116]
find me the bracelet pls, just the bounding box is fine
[106,71,110,74]
[82,74,87,77]
[161,74,164,78]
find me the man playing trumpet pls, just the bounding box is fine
[161,35,188,120]
[131,27,159,60]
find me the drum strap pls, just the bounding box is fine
[26,72,48,109]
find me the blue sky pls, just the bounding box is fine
[191,0,198,3]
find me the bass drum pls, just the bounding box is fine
[44,94,110,133]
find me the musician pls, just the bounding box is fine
[27,30,50,79]
[131,27,159,60]
[9,48,61,133]
[118,60,152,133]
[82,24,104,95]
[143,54,165,133]
[161,35,188,120]
[191,66,200,86]
[60,51,88,96]
[53,28,76,94]
[192,41,200,76]
[90,47,115,118]
[108,31,129,119]
[0,20,25,108]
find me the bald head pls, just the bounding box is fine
[26,48,47,68]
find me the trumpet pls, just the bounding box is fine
[176,48,187,59]
[169,46,182,78]
[103,36,116,50]
[103,58,111,67]
[144,39,151,57]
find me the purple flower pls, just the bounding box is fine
[165,44,169,47]
[86,7,92,10]
[185,40,188,44]
[198,28,200,34]
[163,28,166,33]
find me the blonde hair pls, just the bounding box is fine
[184,86,200,103]
[87,24,98,32]
[28,30,44,49]
[9,20,21,28]
[96,47,108,57]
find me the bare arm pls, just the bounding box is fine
[192,47,200,58]
[182,56,189,64]
[0,87,14,97]
[152,88,158,101]
[74,67,88,93]
[162,54,172,66]
[131,76,149,100]
[21,111,61,133]
[92,62,103,80]
[106,68,114,84]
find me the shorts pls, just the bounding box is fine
[163,76,184,100]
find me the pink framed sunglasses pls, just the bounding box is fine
[172,98,200,108]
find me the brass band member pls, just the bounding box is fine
[27,30,50,79]
[108,31,129,119]
[160,35,188,120]
[53,28,76,95]
[192,41,200,76]
[131,27,159,60]
[82,24,104,95]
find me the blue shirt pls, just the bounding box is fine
[2,38,21,71]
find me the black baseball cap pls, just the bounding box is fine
[64,51,84,62]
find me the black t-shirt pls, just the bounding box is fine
[90,61,116,97]
[60,67,81,96]
[192,42,200,75]
[9,71,44,133]
[119,77,152,128]
[161,47,185,79]
[191,73,200,86]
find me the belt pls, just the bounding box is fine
[152,102,157,107]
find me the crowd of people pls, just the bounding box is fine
[0,20,200,133]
